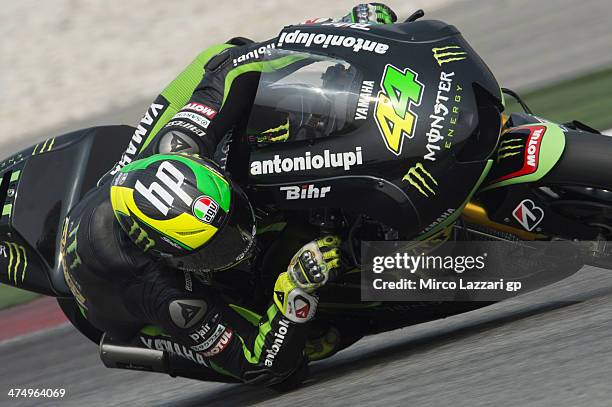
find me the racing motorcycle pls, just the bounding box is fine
[1,10,611,384]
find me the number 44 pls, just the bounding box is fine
[374,64,424,156]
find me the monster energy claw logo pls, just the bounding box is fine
[497,138,523,161]
[129,221,156,252]
[403,162,438,197]
[31,138,56,155]
[65,224,82,270]
[258,119,290,143]
[432,45,467,66]
[3,242,28,284]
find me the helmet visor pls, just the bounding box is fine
[165,185,256,273]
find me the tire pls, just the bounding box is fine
[57,297,103,344]
[544,130,612,189]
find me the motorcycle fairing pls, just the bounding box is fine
[0,126,133,296]
[248,20,503,238]
[471,123,602,240]
[482,123,566,191]
[416,159,493,240]
[476,184,599,240]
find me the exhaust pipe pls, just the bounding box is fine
[98,333,240,383]
[99,333,168,373]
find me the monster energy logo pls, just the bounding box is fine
[3,242,28,284]
[65,224,82,270]
[258,119,290,143]
[432,45,467,66]
[129,221,156,252]
[403,162,438,197]
[497,138,523,161]
[31,138,56,155]
[60,219,87,307]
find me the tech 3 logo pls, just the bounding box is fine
[402,162,438,198]
[374,64,424,156]
[432,45,467,66]
[1,241,27,284]
[512,199,545,232]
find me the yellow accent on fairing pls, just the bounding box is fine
[501,113,509,128]
[110,186,218,249]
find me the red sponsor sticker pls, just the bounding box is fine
[495,125,546,183]
[192,196,219,224]
[182,102,217,119]
[512,199,545,231]
[202,328,233,357]
[295,297,310,319]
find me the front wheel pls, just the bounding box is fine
[540,130,612,241]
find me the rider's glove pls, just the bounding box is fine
[287,235,342,292]
[272,236,341,323]
[343,3,398,25]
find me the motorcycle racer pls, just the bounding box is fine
[61,4,397,387]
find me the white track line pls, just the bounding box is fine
[0,322,71,348]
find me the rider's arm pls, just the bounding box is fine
[121,232,341,385]
[147,3,397,161]
[108,41,237,176]
[109,3,397,175]
[121,266,313,384]
[109,36,292,172]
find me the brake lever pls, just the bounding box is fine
[405,9,425,23]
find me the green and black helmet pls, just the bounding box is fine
[110,153,256,273]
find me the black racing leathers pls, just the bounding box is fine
[63,37,313,385]
[62,183,307,384]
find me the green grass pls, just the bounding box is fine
[504,66,612,131]
[0,284,39,310]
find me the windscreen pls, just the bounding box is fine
[246,49,364,144]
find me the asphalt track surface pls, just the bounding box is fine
[3,1,612,406]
